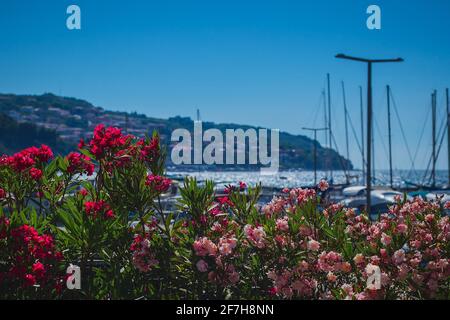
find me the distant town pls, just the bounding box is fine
[0,93,352,171]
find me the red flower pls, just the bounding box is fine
[145,174,172,193]
[66,152,95,176]
[24,274,36,287]
[104,209,115,219]
[4,223,63,290]
[209,206,221,216]
[218,196,233,207]
[3,145,53,175]
[0,188,5,199]
[35,145,53,163]
[29,168,43,180]
[445,201,450,210]
[87,124,129,159]
[85,200,115,220]
[138,136,160,163]
[32,262,46,278]
[268,287,278,296]
[79,188,88,197]
[7,153,35,172]
[78,138,85,149]
[224,185,236,194]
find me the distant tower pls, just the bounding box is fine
[196,108,201,122]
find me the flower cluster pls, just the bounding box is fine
[0,124,449,300]
[130,234,159,273]
[66,152,95,176]
[193,237,218,257]
[1,145,53,180]
[318,179,329,192]
[84,200,115,220]
[86,124,130,159]
[244,224,266,249]
[0,220,63,291]
[138,136,160,163]
[192,233,241,286]
[145,174,172,193]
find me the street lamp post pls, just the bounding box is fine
[303,127,328,185]
[335,54,403,216]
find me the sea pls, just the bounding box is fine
[166,169,449,189]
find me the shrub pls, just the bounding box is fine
[0,124,448,300]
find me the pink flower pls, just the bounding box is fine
[380,233,391,246]
[327,272,337,282]
[0,188,5,199]
[276,217,289,232]
[228,267,240,284]
[318,179,329,192]
[298,260,309,272]
[131,235,159,272]
[424,233,433,243]
[196,260,208,272]
[353,254,365,265]
[340,262,352,273]
[344,208,355,218]
[410,240,421,249]
[392,249,405,265]
[244,225,266,248]
[307,239,321,252]
[218,237,237,256]
[318,251,343,272]
[355,292,369,300]
[193,237,218,257]
[396,223,408,234]
[341,284,354,298]
[444,201,450,209]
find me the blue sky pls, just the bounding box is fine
[0,0,450,170]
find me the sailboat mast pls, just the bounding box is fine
[447,88,450,186]
[341,81,350,172]
[387,85,393,188]
[432,90,437,188]
[323,90,328,153]
[327,73,333,181]
[360,86,365,184]
[372,116,375,184]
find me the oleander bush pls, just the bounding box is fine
[0,124,449,300]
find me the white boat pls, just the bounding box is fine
[340,186,412,218]
[425,190,450,204]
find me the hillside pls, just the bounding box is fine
[0,93,352,170]
[0,113,71,155]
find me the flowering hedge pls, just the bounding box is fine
[0,124,449,300]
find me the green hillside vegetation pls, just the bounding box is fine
[0,113,71,155]
[0,93,352,170]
